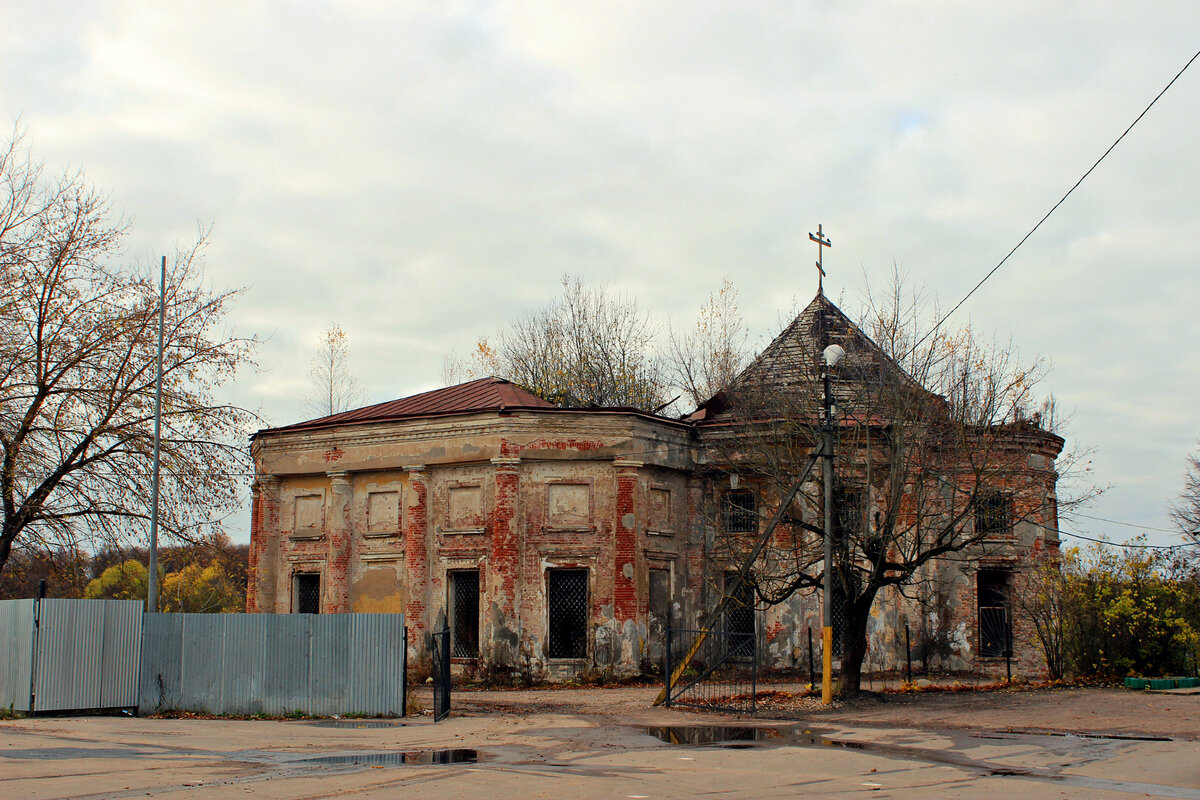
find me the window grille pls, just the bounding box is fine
[829,569,859,657]
[975,491,1012,535]
[547,569,588,659]
[723,572,755,659]
[296,573,320,614]
[723,490,757,533]
[449,570,480,659]
[834,487,863,540]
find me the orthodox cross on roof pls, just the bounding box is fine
[809,223,831,293]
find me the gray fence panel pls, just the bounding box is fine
[0,599,35,711]
[141,613,183,711]
[180,614,224,710]
[33,599,142,712]
[220,614,267,715]
[309,616,351,716]
[347,614,406,715]
[263,614,310,715]
[35,599,94,710]
[140,612,406,716]
[100,601,143,708]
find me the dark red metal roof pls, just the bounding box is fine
[260,377,556,435]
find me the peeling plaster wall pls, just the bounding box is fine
[249,407,1061,682]
[250,411,696,680]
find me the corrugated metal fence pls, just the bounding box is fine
[140,612,407,716]
[0,598,142,712]
[1,600,407,716]
[0,599,35,711]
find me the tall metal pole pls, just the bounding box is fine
[147,255,167,613]
[821,362,835,704]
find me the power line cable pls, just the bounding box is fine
[1069,511,1180,535]
[1056,529,1191,551]
[911,46,1200,353]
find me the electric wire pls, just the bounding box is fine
[910,46,1200,354]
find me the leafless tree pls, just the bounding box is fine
[486,275,669,411]
[1171,446,1200,544]
[701,274,1081,691]
[1012,552,1071,679]
[0,129,258,576]
[667,277,749,408]
[304,324,365,417]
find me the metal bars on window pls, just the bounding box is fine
[722,491,757,533]
[547,569,588,659]
[974,491,1012,535]
[449,571,479,659]
[296,574,320,614]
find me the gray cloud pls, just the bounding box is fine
[2,0,1196,546]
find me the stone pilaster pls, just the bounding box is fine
[486,457,521,668]
[403,465,429,640]
[325,471,353,613]
[247,476,280,613]
[613,459,643,623]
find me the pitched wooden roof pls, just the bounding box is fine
[261,377,556,434]
[691,291,918,423]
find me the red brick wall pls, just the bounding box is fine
[404,468,429,638]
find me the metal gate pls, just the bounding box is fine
[664,627,757,713]
[979,606,1011,658]
[430,617,451,722]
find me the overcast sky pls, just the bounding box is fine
[2,1,1197,549]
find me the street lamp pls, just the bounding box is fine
[821,344,844,704]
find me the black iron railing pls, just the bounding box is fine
[431,620,451,722]
[664,627,757,713]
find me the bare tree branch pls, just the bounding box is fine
[0,130,259,575]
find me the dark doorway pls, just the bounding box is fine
[547,569,588,659]
[648,568,670,664]
[449,570,480,659]
[978,569,1011,657]
[295,573,320,614]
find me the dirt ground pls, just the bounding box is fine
[1,685,1197,799]
[455,682,1200,740]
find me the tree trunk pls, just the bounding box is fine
[0,525,14,574]
[839,588,879,693]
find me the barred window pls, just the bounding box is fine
[975,491,1012,535]
[834,487,863,540]
[723,490,757,533]
[448,570,480,659]
[547,569,588,659]
[295,573,320,614]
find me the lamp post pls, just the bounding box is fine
[821,343,844,704]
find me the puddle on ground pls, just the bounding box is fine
[0,747,158,760]
[307,720,406,729]
[291,749,482,767]
[644,725,839,747]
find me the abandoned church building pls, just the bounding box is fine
[248,291,1064,681]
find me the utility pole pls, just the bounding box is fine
[813,222,840,704]
[147,255,166,613]
[821,347,838,703]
